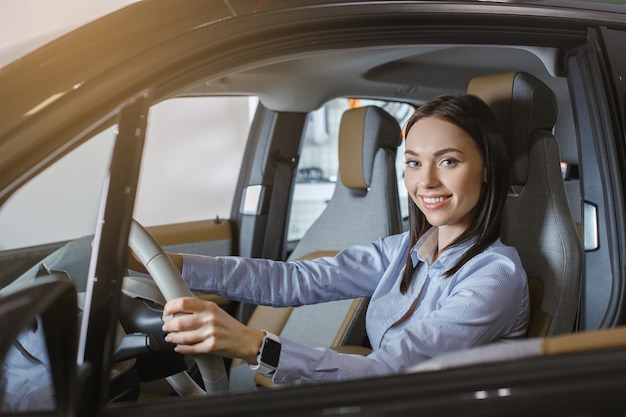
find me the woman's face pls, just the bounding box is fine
[404,116,486,247]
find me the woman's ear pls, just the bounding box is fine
[483,166,488,183]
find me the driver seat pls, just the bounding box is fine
[467,71,582,337]
[229,105,403,391]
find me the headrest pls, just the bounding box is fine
[338,106,402,190]
[467,72,558,185]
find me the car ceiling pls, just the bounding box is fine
[183,43,569,113]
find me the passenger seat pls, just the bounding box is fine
[229,105,403,391]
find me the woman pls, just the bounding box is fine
[154,94,530,385]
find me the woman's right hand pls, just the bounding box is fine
[162,296,264,364]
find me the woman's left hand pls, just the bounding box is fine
[162,297,264,365]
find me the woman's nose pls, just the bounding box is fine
[418,164,439,188]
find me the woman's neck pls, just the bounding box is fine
[436,225,467,255]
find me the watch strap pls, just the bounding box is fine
[249,330,281,375]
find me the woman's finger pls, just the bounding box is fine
[163,296,214,316]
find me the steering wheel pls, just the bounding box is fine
[127,219,229,395]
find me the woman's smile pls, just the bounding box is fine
[420,195,451,208]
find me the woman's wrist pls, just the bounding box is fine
[244,328,266,365]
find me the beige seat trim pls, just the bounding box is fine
[338,107,367,190]
[541,326,626,356]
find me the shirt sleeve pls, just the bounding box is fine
[181,234,407,307]
[273,246,529,385]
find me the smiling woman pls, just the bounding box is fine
[2,0,626,415]
[142,94,529,388]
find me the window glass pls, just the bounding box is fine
[287,98,413,242]
[0,126,114,292]
[0,128,115,251]
[134,96,252,226]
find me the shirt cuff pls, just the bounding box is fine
[272,338,338,386]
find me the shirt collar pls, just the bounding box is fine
[411,227,438,267]
[410,227,476,270]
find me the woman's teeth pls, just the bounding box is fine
[423,196,446,204]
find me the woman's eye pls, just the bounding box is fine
[440,158,458,167]
[405,160,419,168]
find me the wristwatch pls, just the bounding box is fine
[249,330,281,375]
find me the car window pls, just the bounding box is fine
[287,98,413,242]
[134,96,252,226]
[0,95,255,411]
[0,95,253,290]
[0,127,115,252]
[0,126,115,293]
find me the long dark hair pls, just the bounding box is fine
[400,94,509,294]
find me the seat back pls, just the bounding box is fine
[467,72,582,337]
[288,105,404,260]
[229,106,403,391]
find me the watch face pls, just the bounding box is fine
[261,338,281,367]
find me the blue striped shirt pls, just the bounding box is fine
[183,227,529,385]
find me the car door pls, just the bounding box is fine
[567,26,626,331]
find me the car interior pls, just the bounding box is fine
[5,24,626,410]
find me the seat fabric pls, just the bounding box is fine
[467,72,582,337]
[229,106,403,391]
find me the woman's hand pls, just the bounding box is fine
[162,297,264,365]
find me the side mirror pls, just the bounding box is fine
[0,277,78,414]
